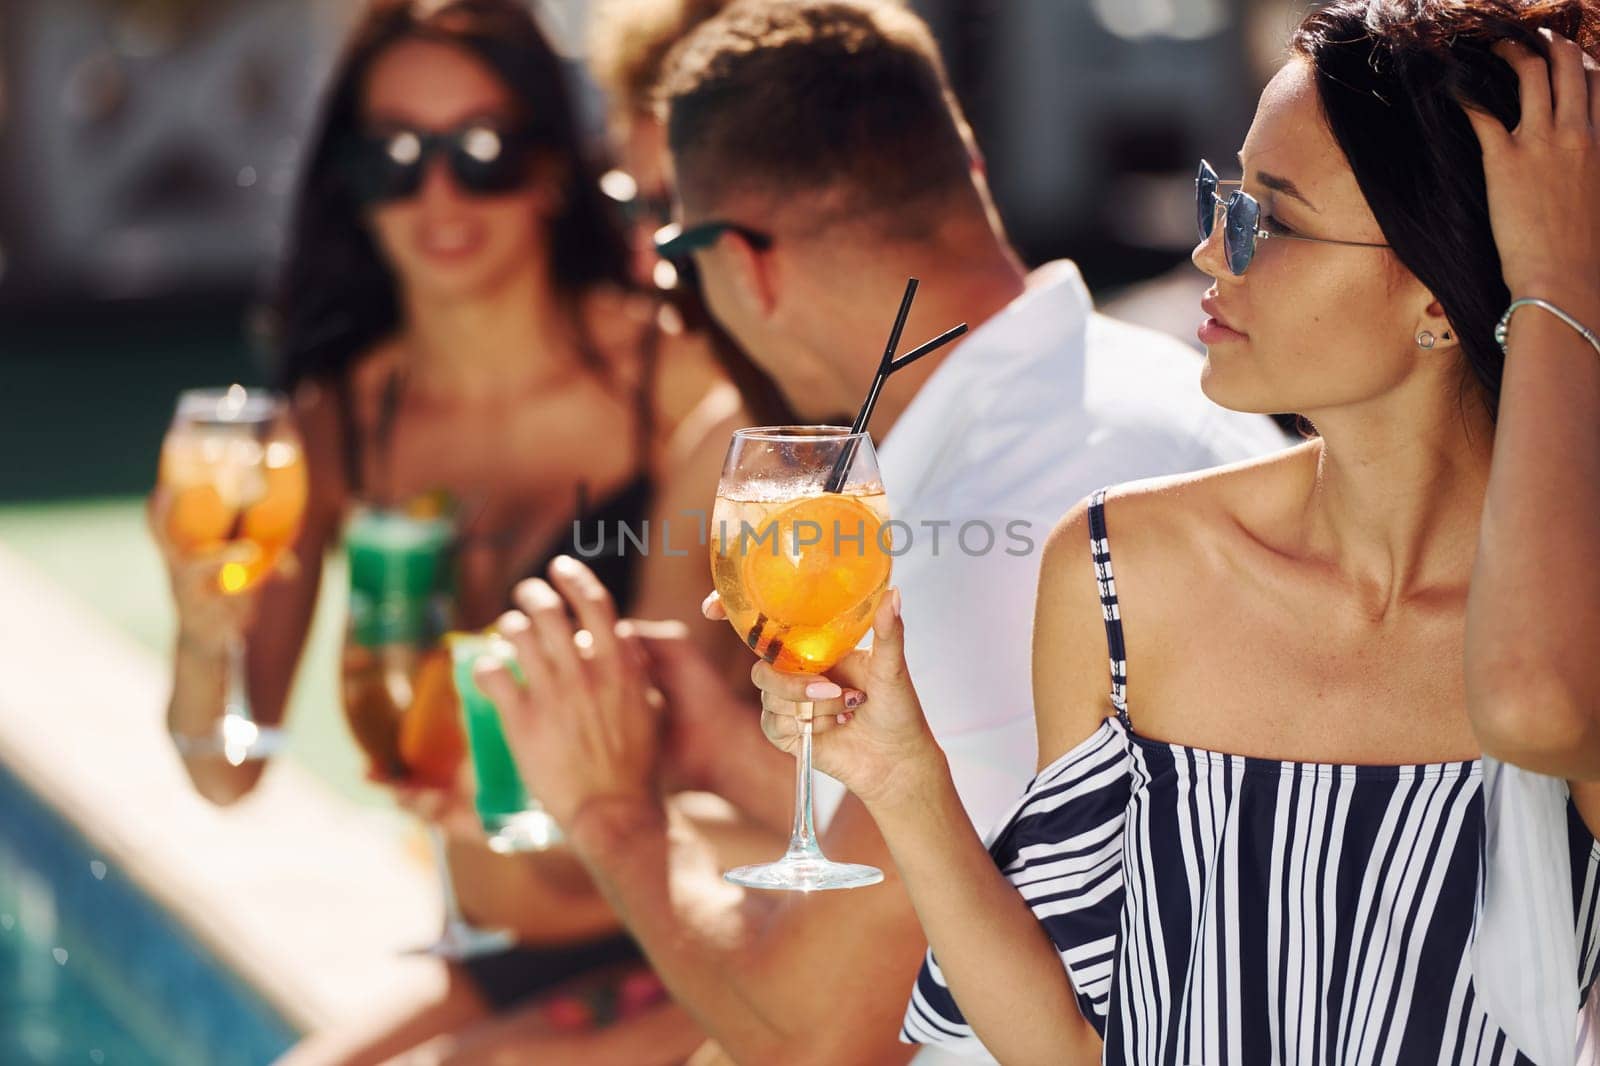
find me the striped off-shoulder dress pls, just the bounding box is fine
[903,489,1600,1064]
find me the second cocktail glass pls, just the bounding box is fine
[445,631,563,854]
[711,426,892,891]
[340,504,514,959]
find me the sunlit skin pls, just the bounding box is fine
[682,179,1023,424]
[736,43,1600,1063]
[363,39,562,303]
[458,25,1600,1065]
[1194,61,1464,422]
[684,217,811,405]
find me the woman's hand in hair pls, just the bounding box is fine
[1464,31,1600,311]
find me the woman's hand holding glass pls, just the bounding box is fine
[149,526,263,657]
[743,589,950,819]
[151,387,308,763]
[390,771,486,845]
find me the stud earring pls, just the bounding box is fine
[1416,330,1437,349]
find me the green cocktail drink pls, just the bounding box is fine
[445,632,562,853]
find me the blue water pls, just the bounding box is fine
[0,763,298,1064]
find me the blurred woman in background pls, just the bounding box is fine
[152,0,748,1061]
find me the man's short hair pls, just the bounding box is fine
[589,0,734,119]
[658,0,979,236]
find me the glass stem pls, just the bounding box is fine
[224,632,252,723]
[429,826,468,926]
[785,701,825,861]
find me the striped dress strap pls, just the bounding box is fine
[1088,489,1130,730]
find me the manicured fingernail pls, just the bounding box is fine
[550,555,581,576]
[890,587,902,618]
[844,691,865,709]
[806,681,842,700]
[836,713,849,725]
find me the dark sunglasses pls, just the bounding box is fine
[344,121,541,204]
[653,220,774,261]
[1196,159,1388,275]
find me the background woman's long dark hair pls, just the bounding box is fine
[1292,0,1599,423]
[272,0,631,392]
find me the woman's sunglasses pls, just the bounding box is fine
[344,122,541,205]
[1196,159,1388,275]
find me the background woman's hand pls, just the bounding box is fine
[748,588,948,815]
[1465,32,1600,309]
[147,488,261,656]
[389,763,486,845]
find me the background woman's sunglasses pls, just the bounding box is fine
[345,122,540,205]
[1196,159,1388,275]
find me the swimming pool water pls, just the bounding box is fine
[0,762,298,1064]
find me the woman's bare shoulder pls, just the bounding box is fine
[1029,448,1316,759]
[1095,441,1318,562]
[285,378,352,533]
[287,340,401,511]
[1032,496,1123,762]
[651,316,741,438]
[1033,445,1318,672]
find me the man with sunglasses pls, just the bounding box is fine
[483,2,1288,1062]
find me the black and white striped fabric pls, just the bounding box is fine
[903,488,1600,1064]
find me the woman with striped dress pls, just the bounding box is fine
[748,1,1600,1061]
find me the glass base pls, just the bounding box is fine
[485,809,563,854]
[724,855,884,892]
[170,716,286,766]
[405,919,516,961]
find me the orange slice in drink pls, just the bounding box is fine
[740,494,889,629]
[241,453,309,546]
[166,484,237,555]
[400,648,467,788]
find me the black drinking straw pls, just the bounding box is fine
[823,278,969,493]
[746,280,969,660]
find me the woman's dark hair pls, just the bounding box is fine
[1292,0,1599,420]
[272,0,631,391]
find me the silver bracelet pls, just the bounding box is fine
[1494,297,1600,357]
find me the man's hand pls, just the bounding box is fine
[475,556,664,833]
[625,617,760,795]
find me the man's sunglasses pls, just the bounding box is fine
[344,122,541,205]
[653,220,773,261]
[1196,159,1388,275]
